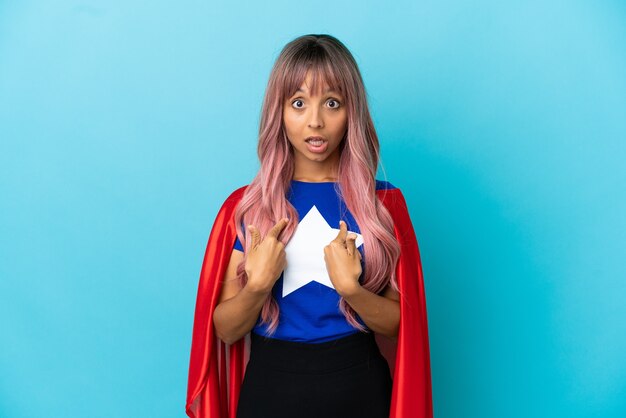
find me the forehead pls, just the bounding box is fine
[291,73,341,96]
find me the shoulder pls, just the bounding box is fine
[374,179,409,213]
[214,184,249,218]
[225,184,249,202]
[219,184,250,209]
[375,179,398,191]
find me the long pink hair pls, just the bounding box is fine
[233,34,401,335]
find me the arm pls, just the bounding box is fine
[213,218,289,344]
[212,249,270,345]
[325,220,401,341]
[340,284,400,341]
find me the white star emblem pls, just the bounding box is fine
[282,205,364,297]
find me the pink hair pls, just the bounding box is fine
[233,34,401,335]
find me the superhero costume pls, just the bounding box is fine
[186,183,433,418]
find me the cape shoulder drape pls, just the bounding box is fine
[186,185,433,418]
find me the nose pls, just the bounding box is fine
[307,106,324,128]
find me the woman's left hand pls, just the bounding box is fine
[324,220,363,297]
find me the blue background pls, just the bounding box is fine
[1,1,624,417]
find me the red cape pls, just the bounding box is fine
[186,185,433,418]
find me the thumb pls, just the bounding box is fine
[248,225,261,249]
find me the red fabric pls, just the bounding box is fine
[186,185,433,418]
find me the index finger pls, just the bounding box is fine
[332,220,348,244]
[346,233,357,256]
[267,217,289,239]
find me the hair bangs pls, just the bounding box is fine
[281,52,346,103]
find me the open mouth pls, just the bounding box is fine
[305,137,328,153]
[306,138,326,146]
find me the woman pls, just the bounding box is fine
[186,34,433,418]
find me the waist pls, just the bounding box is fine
[248,330,379,373]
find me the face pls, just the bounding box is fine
[282,71,348,170]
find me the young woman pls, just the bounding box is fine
[186,34,433,418]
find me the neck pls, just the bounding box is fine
[292,149,340,183]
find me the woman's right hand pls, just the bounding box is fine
[244,217,289,293]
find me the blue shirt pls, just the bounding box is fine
[233,179,396,343]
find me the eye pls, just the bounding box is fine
[290,98,342,110]
[327,99,341,109]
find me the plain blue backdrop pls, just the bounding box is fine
[1,1,625,417]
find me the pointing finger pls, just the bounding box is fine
[346,233,357,256]
[267,217,289,239]
[333,220,348,244]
